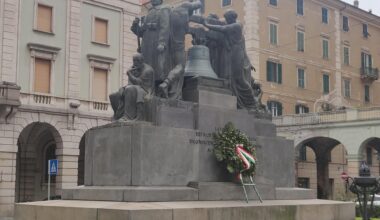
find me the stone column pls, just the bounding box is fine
[309,138,339,200]
[0,0,20,83]
[0,122,18,218]
[333,9,343,107]
[55,139,80,195]
[347,154,362,177]
[243,0,260,80]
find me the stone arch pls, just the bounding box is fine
[295,136,347,200]
[15,122,63,202]
[358,137,380,176]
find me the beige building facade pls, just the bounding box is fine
[0,0,140,218]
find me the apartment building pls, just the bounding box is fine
[0,0,140,218]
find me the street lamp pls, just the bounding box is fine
[342,161,380,220]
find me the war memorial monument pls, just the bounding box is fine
[14,0,354,219]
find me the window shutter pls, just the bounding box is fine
[369,54,372,68]
[267,61,272,81]
[34,58,51,93]
[278,102,283,116]
[305,106,309,113]
[37,5,52,33]
[95,18,108,44]
[278,63,282,84]
[295,105,299,114]
[361,52,365,68]
[93,68,108,101]
[267,101,273,113]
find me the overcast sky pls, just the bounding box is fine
[341,0,380,16]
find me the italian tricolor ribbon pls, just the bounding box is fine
[236,144,256,180]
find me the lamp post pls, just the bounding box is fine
[342,162,380,220]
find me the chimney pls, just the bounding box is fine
[354,0,359,8]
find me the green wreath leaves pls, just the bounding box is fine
[212,122,257,177]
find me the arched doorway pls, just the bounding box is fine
[359,138,380,176]
[15,122,62,202]
[296,137,347,200]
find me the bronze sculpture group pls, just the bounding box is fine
[110,0,266,121]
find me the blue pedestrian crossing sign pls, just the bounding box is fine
[48,159,58,176]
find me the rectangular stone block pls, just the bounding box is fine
[146,98,195,129]
[85,125,133,186]
[63,186,198,202]
[131,125,200,186]
[195,104,276,137]
[85,123,200,186]
[123,186,198,202]
[275,187,316,200]
[191,181,275,201]
[255,136,295,188]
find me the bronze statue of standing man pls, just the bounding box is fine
[131,0,171,93]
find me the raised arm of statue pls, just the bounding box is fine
[131,17,143,37]
[203,21,239,34]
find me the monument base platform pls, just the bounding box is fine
[14,199,355,220]
[62,182,316,202]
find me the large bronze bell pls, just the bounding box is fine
[184,45,218,79]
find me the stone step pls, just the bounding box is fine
[62,186,198,202]
[14,199,355,220]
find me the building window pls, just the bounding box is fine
[343,47,350,65]
[266,61,282,84]
[322,39,329,59]
[297,68,305,88]
[269,0,277,6]
[322,7,328,24]
[267,101,282,116]
[343,79,350,98]
[364,85,370,103]
[269,23,278,45]
[363,23,369,38]
[222,0,231,7]
[28,43,61,95]
[343,16,349,32]
[361,52,372,70]
[297,178,310,188]
[299,145,307,161]
[323,74,329,94]
[34,58,51,94]
[297,0,303,15]
[94,17,108,44]
[297,31,304,52]
[36,4,53,33]
[367,147,372,165]
[295,104,309,114]
[92,68,108,101]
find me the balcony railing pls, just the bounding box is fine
[273,107,380,127]
[360,67,379,81]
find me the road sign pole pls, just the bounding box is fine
[48,161,51,201]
